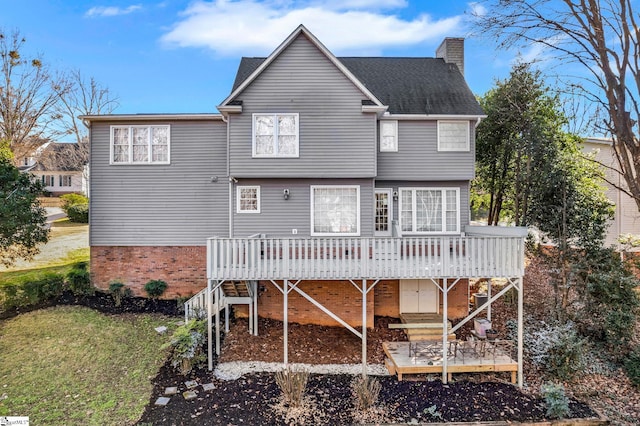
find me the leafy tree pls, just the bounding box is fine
[0,156,49,266]
[475,63,567,225]
[474,0,640,213]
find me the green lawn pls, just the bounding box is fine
[0,306,176,425]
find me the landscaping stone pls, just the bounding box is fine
[154,396,171,406]
[154,326,168,334]
[201,383,215,391]
[164,386,178,395]
[184,380,198,389]
[183,390,197,400]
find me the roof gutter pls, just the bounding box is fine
[79,113,223,122]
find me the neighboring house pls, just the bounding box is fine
[19,142,88,196]
[82,26,527,384]
[583,137,640,250]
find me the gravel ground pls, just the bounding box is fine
[214,361,390,381]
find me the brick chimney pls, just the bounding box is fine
[436,37,464,76]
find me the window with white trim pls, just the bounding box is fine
[42,175,54,187]
[237,186,260,213]
[438,121,469,151]
[400,188,460,234]
[380,120,398,152]
[59,175,72,187]
[110,125,170,164]
[252,113,299,157]
[311,185,360,236]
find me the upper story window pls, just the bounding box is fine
[438,121,469,151]
[252,113,299,158]
[400,188,459,234]
[111,125,170,164]
[380,120,398,152]
[311,185,360,236]
[237,186,260,213]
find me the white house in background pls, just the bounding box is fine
[583,137,640,250]
[19,142,88,196]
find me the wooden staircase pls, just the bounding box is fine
[399,313,456,342]
[220,281,251,298]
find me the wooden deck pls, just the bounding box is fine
[383,340,518,383]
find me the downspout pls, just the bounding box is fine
[222,113,234,237]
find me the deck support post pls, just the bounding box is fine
[517,277,524,387]
[487,278,492,322]
[253,281,259,336]
[284,279,288,366]
[207,279,213,370]
[362,279,367,378]
[215,286,221,355]
[442,278,449,383]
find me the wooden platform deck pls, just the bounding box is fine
[383,340,518,383]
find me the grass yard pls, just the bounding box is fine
[0,306,176,425]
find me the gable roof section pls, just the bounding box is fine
[219,25,384,110]
[232,55,483,116]
[32,142,86,172]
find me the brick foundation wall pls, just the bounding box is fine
[90,246,207,298]
[247,280,375,328]
[237,278,470,327]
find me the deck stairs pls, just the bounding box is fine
[184,281,256,322]
[399,313,456,342]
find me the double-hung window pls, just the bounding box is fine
[400,188,459,234]
[42,175,54,187]
[252,113,299,157]
[237,186,260,213]
[59,175,72,187]
[380,120,398,152]
[110,125,170,164]
[438,121,469,151]
[311,185,360,236]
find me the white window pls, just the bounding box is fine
[311,185,360,236]
[252,113,299,157]
[380,120,398,152]
[237,186,260,213]
[438,121,469,151]
[42,175,54,187]
[110,125,170,164]
[400,188,459,234]
[59,175,72,187]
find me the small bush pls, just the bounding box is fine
[161,319,207,375]
[60,193,88,210]
[526,321,587,381]
[108,281,131,307]
[1,273,64,310]
[67,266,93,295]
[274,366,309,408]
[67,203,88,223]
[351,375,381,411]
[624,346,640,388]
[144,279,167,299]
[541,382,570,419]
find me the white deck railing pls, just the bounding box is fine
[184,286,226,321]
[207,235,525,281]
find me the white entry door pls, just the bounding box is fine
[374,189,393,237]
[400,279,439,313]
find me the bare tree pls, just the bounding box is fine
[474,0,640,211]
[53,69,118,144]
[0,29,70,163]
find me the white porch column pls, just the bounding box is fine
[517,277,524,387]
[442,278,449,383]
[253,281,259,336]
[487,278,492,321]
[207,279,213,370]
[284,279,288,365]
[215,286,221,355]
[362,279,367,378]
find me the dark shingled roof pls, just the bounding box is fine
[33,142,86,172]
[231,56,483,115]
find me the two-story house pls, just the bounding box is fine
[82,26,526,384]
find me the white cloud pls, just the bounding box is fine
[85,4,142,18]
[160,0,463,56]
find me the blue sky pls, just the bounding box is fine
[0,0,528,121]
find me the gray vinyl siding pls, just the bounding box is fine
[90,120,229,246]
[232,179,375,237]
[376,180,470,231]
[377,121,475,181]
[228,34,376,178]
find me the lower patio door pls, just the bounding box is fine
[400,279,439,313]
